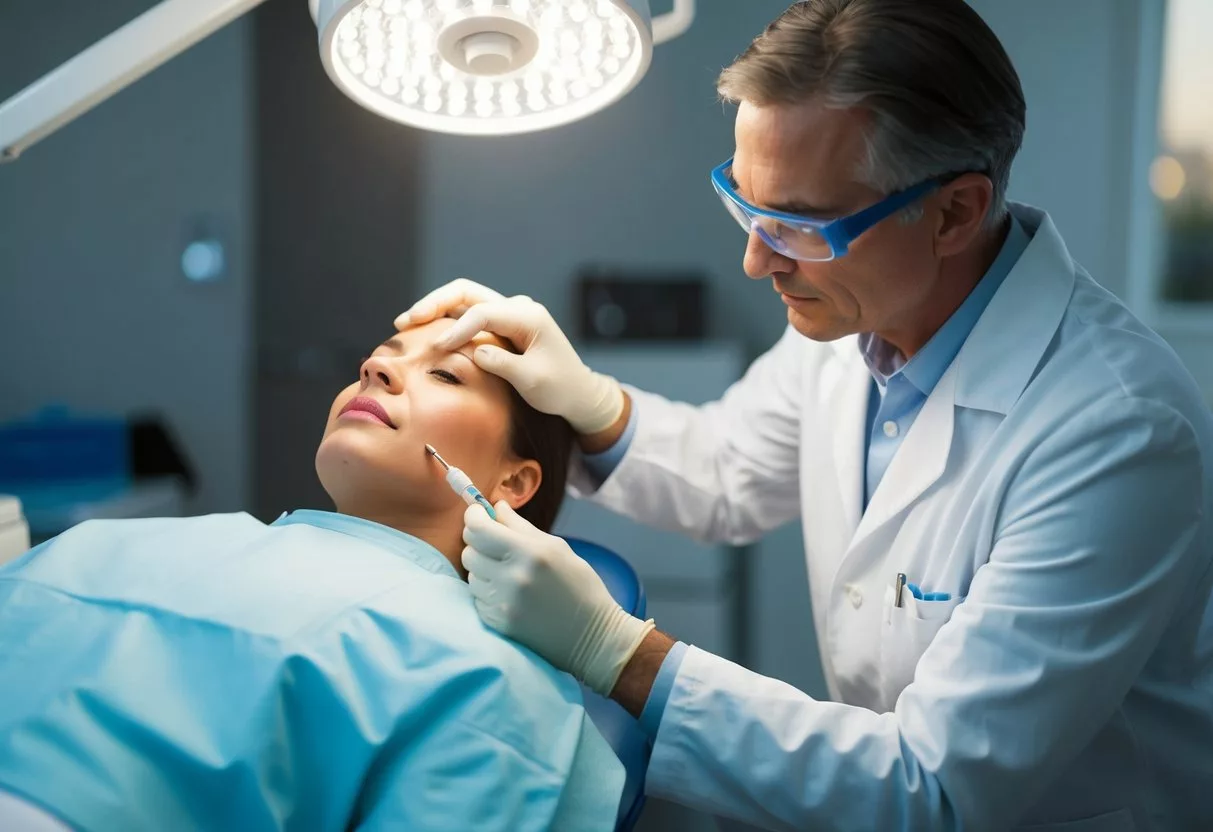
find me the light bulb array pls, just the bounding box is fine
[321,0,651,135]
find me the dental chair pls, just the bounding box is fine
[564,537,650,832]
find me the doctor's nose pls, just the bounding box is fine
[360,356,403,394]
[743,229,796,281]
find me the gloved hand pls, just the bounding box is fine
[396,278,624,436]
[394,277,505,329]
[462,502,655,697]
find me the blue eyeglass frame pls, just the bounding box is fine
[710,158,943,261]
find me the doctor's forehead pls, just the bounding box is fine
[734,99,871,193]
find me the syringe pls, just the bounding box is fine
[424,444,498,520]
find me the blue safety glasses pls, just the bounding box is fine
[711,158,942,262]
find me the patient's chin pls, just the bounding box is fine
[315,439,429,509]
[316,439,379,502]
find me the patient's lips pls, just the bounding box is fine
[339,396,397,429]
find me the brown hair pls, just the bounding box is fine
[506,390,574,532]
[717,0,1026,227]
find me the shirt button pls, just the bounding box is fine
[883,420,899,438]
[847,586,864,609]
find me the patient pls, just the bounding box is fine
[315,318,573,566]
[0,320,622,832]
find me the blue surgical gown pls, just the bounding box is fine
[0,510,624,831]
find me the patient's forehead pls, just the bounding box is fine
[400,318,511,354]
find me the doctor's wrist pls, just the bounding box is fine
[609,628,676,719]
[577,390,632,455]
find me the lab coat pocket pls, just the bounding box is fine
[879,585,963,709]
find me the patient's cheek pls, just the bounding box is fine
[413,399,507,460]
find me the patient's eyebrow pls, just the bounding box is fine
[382,334,484,370]
[412,338,482,370]
[449,349,478,368]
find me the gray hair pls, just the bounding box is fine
[717,0,1026,227]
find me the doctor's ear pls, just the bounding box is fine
[932,172,995,257]
[491,460,542,512]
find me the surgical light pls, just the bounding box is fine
[0,0,694,161]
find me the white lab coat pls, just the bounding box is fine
[570,205,1213,831]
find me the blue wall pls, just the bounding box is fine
[0,1,253,514]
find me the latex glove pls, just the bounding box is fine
[462,502,655,696]
[394,277,506,329]
[398,278,623,435]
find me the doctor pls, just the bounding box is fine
[398,0,1213,828]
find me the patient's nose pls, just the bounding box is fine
[361,356,402,393]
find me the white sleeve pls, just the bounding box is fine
[569,326,807,546]
[643,398,1207,830]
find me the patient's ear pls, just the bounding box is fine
[492,460,542,511]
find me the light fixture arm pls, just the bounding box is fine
[0,0,267,162]
[651,0,694,44]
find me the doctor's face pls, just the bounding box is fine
[732,99,950,347]
[315,319,540,520]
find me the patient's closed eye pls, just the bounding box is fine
[429,368,462,385]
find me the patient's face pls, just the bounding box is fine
[315,319,529,519]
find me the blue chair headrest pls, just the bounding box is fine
[564,537,646,619]
[563,537,650,832]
